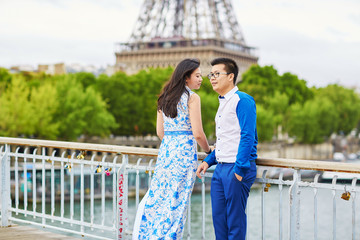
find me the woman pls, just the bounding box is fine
[132,58,211,239]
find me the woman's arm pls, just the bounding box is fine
[156,110,164,140]
[188,93,211,152]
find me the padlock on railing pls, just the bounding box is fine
[264,183,271,192]
[341,185,351,201]
[105,167,112,176]
[95,164,102,173]
[77,150,86,160]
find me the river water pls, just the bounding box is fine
[15,183,359,240]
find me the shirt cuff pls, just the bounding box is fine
[204,151,217,167]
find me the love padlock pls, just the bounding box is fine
[264,183,271,192]
[341,191,351,201]
[95,165,102,173]
[105,167,112,176]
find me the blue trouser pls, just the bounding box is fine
[210,161,257,240]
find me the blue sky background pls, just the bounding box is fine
[1,0,359,88]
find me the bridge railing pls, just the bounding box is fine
[1,137,360,240]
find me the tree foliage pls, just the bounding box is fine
[0,65,359,144]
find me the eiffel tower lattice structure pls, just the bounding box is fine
[115,0,258,81]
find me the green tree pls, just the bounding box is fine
[0,67,12,94]
[74,72,96,89]
[31,83,59,139]
[256,104,276,142]
[95,68,172,136]
[54,75,116,140]
[316,84,360,135]
[240,65,280,105]
[262,91,289,139]
[95,72,138,135]
[279,72,313,105]
[0,76,35,136]
[287,97,338,143]
[240,65,313,105]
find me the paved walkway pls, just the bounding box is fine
[0,225,80,239]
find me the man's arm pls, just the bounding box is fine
[234,96,257,177]
[204,150,216,166]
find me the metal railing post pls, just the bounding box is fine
[117,154,129,239]
[289,169,301,240]
[1,144,11,226]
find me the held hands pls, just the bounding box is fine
[196,161,209,179]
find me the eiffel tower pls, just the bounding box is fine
[115,0,258,81]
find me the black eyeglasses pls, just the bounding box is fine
[207,72,231,79]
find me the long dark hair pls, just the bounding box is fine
[157,58,200,118]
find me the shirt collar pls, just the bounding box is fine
[185,85,191,92]
[219,86,238,100]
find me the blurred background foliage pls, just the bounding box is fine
[0,65,359,144]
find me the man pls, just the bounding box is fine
[196,58,258,240]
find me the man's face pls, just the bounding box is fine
[209,64,233,95]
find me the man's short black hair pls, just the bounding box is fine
[210,58,239,85]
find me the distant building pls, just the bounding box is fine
[38,63,66,75]
[66,63,105,76]
[9,65,35,73]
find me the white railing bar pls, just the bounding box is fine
[14,147,20,215]
[80,155,85,234]
[51,150,56,222]
[42,147,46,226]
[9,217,114,240]
[255,176,360,193]
[2,137,360,173]
[135,158,142,210]
[32,148,37,218]
[60,151,65,224]
[261,170,267,240]
[279,172,284,240]
[112,156,118,229]
[9,208,115,231]
[289,170,301,240]
[117,155,129,239]
[351,177,357,239]
[0,145,3,220]
[147,159,154,187]
[1,144,10,226]
[0,136,159,156]
[70,152,75,226]
[90,154,95,229]
[331,176,338,240]
[123,154,129,235]
[313,174,320,240]
[23,147,28,216]
[257,157,360,174]
[201,176,206,240]
[101,155,107,227]
[3,139,360,240]
[8,152,124,168]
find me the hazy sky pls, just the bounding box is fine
[1,0,359,88]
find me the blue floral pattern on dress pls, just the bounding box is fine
[138,89,197,240]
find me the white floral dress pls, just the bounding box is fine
[133,89,198,240]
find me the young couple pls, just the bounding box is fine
[132,57,258,240]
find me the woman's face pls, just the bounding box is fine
[186,67,203,90]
